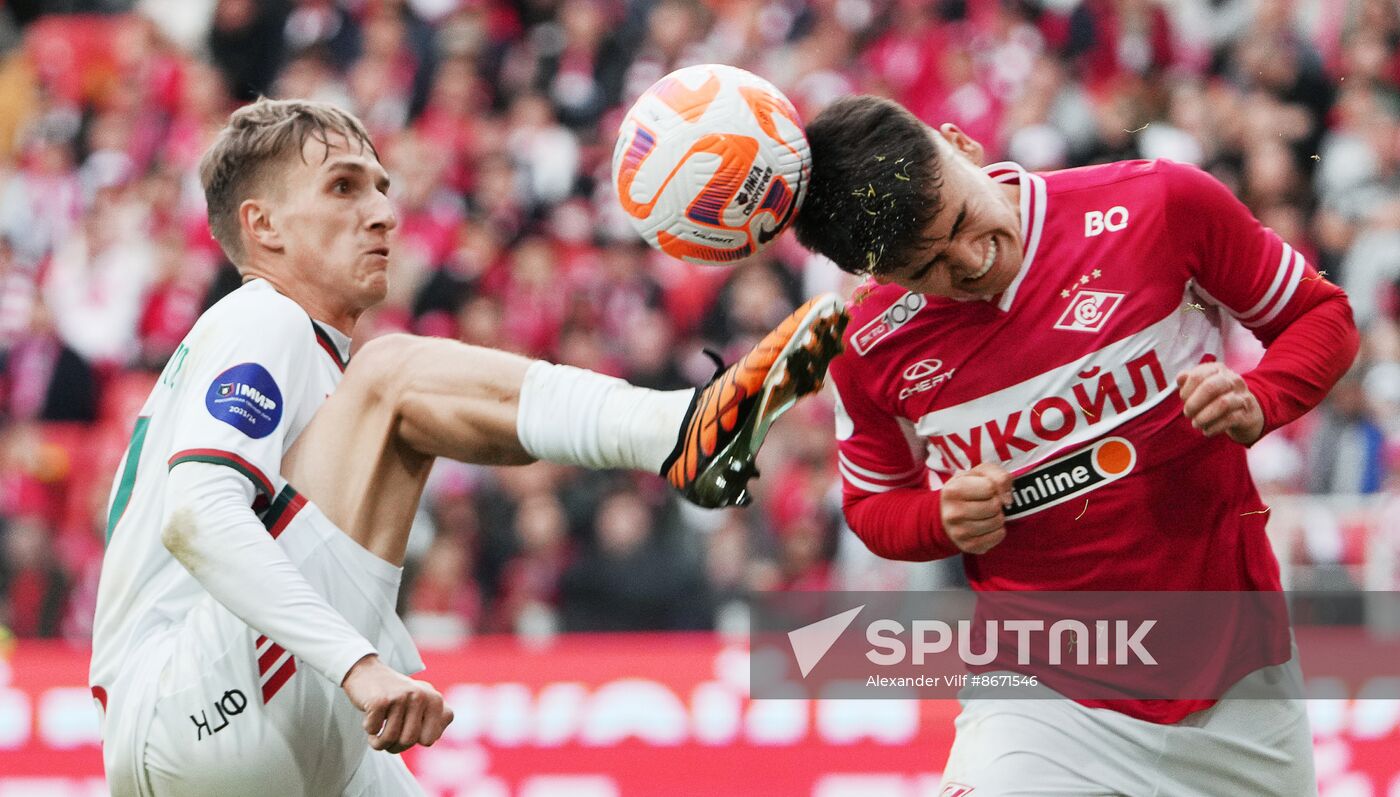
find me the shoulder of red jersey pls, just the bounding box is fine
[1039,158,1187,193]
[842,282,931,358]
[1039,158,1235,210]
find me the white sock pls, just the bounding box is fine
[516,361,696,473]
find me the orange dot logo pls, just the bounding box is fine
[1093,438,1135,476]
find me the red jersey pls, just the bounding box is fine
[829,159,1352,721]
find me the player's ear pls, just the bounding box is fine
[936,123,986,167]
[240,198,283,255]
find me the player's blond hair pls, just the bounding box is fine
[199,98,378,267]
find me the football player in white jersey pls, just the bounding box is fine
[90,98,846,796]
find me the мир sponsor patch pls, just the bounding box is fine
[205,362,283,439]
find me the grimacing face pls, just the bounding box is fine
[874,126,1024,302]
[260,132,397,315]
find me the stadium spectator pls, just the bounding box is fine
[560,484,710,632]
[492,491,569,634]
[0,514,71,638]
[1,299,99,424]
[1308,372,1389,495]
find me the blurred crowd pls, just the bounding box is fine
[0,0,1397,644]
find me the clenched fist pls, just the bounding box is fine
[1175,361,1264,445]
[342,654,454,754]
[940,462,1014,555]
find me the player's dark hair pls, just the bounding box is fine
[794,95,942,277]
[199,97,379,267]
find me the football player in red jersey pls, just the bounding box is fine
[795,96,1358,795]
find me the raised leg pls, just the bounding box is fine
[281,292,848,564]
[281,334,536,566]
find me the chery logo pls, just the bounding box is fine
[900,359,956,400]
[903,359,943,381]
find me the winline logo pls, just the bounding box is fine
[1004,437,1135,519]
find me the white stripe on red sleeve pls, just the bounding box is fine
[1235,243,1294,319]
[1192,243,1306,331]
[838,452,923,494]
[1241,247,1304,329]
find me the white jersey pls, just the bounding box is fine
[90,279,353,704]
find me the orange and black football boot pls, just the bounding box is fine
[662,294,848,508]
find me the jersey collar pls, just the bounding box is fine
[981,161,1047,312]
[310,320,351,372]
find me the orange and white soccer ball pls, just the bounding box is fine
[612,64,810,266]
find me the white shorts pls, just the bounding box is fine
[106,489,425,797]
[939,657,1315,797]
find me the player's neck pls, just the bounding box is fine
[1000,178,1021,213]
[972,180,1024,304]
[241,269,361,336]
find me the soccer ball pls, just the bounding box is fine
[612,64,810,266]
